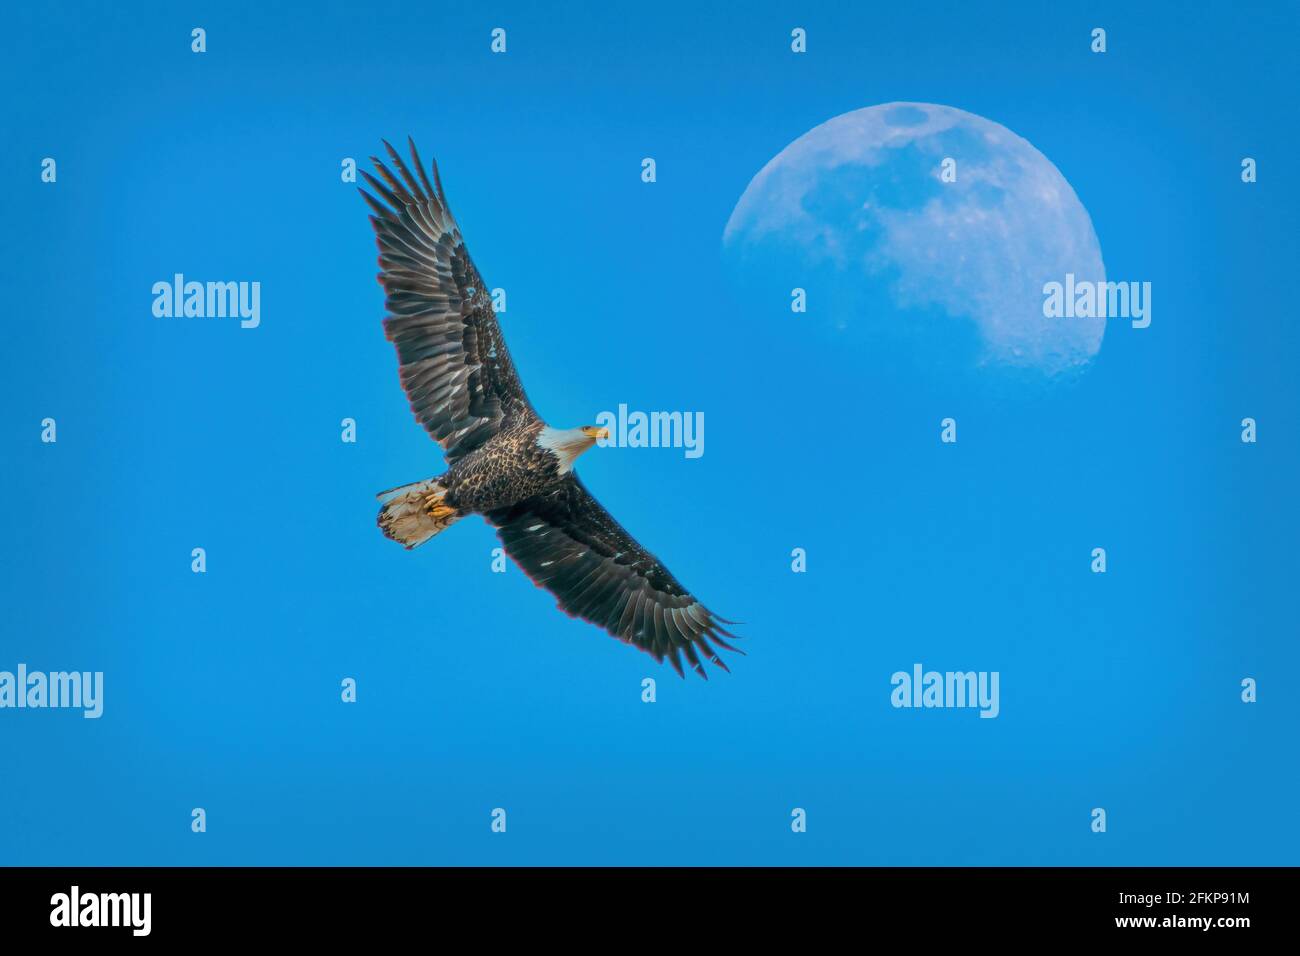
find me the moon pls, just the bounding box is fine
[722,102,1106,385]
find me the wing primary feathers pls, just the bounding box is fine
[407,137,439,204]
[359,168,404,212]
[383,139,425,199]
[701,637,731,673]
[429,155,451,214]
[370,157,408,200]
[666,645,685,679]
[677,631,707,680]
[705,628,744,655]
[708,617,743,642]
[359,190,389,220]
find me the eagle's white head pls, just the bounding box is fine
[538,425,609,473]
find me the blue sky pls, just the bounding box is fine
[1,1,1296,865]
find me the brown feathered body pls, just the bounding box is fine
[440,419,556,514]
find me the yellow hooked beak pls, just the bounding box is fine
[582,426,611,441]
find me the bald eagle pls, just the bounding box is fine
[360,139,739,678]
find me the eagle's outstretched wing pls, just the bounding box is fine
[486,475,740,678]
[361,139,536,462]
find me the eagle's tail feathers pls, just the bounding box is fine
[376,478,461,549]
